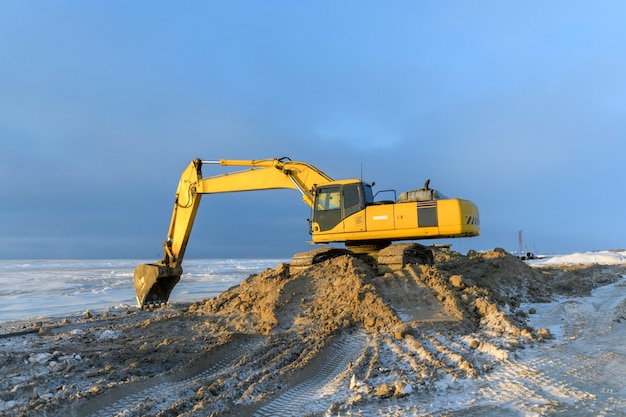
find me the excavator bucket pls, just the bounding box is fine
[133,263,183,308]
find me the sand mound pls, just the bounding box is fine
[196,257,399,336]
[195,248,553,341]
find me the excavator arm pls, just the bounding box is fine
[134,157,334,307]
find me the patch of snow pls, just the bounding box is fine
[29,352,52,364]
[97,329,121,340]
[528,250,626,266]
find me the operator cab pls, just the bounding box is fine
[313,181,374,232]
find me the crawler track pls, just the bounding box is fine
[289,247,352,274]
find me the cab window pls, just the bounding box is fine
[343,183,364,218]
[316,187,341,210]
[362,183,374,205]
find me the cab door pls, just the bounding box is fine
[313,183,367,233]
[341,183,367,232]
[313,186,342,232]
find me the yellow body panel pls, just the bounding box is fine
[365,205,395,231]
[393,203,418,229]
[341,210,367,232]
[312,198,479,244]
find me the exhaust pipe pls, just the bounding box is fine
[134,263,183,307]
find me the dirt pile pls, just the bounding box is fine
[194,248,550,343]
[2,246,624,416]
[195,257,399,336]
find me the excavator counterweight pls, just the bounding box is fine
[133,157,479,307]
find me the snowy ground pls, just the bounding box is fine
[395,275,626,416]
[0,259,285,323]
[1,249,625,416]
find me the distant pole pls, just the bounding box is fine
[518,230,523,256]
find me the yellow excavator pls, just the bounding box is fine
[134,157,480,307]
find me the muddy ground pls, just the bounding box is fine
[1,247,625,416]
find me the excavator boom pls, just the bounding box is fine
[134,157,334,307]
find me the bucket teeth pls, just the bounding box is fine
[134,264,183,307]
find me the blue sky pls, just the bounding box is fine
[1,1,625,259]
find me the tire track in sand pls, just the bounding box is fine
[233,332,367,417]
[75,334,264,417]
